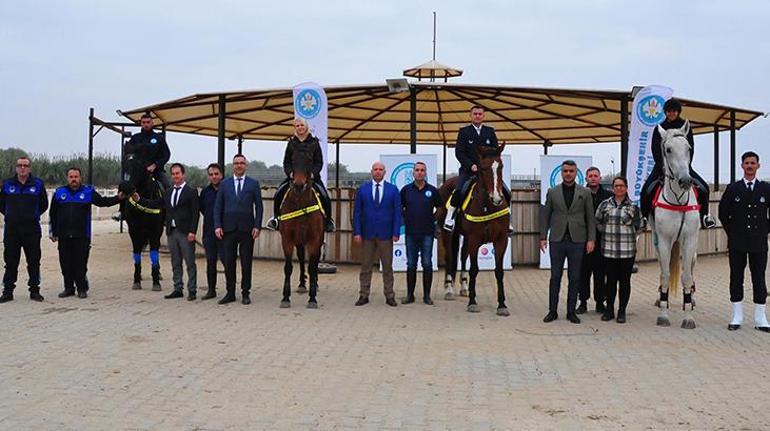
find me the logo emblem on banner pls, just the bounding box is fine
[390,162,414,185]
[636,95,666,126]
[295,89,322,119]
[549,166,585,187]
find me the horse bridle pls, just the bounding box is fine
[661,137,693,207]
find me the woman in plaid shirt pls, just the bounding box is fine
[595,176,641,323]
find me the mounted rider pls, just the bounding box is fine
[640,98,715,229]
[443,105,513,234]
[124,112,171,191]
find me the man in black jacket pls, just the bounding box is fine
[0,156,49,303]
[577,167,613,314]
[50,167,124,298]
[640,98,715,228]
[443,105,512,233]
[718,151,770,332]
[161,163,200,300]
[125,112,171,189]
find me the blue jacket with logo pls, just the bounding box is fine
[0,174,48,232]
[49,185,120,239]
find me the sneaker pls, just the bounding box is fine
[266,217,279,231]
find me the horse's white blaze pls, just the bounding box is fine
[491,160,502,203]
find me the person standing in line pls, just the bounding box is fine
[198,163,225,300]
[161,163,200,301]
[577,166,612,314]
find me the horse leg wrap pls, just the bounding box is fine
[659,290,669,303]
[683,292,694,311]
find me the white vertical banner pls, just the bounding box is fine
[461,154,513,271]
[293,82,329,185]
[381,154,439,272]
[539,155,593,269]
[627,85,674,206]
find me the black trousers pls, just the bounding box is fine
[548,241,584,314]
[203,235,225,291]
[223,230,255,295]
[729,249,768,304]
[604,256,635,312]
[58,237,91,292]
[2,225,42,292]
[579,249,606,304]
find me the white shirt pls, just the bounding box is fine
[743,177,758,190]
[372,180,385,204]
[170,182,186,227]
[472,124,483,135]
[233,175,245,195]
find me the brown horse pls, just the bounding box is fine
[277,154,324,309]
[442,145,511,315]
[436,176,469,300]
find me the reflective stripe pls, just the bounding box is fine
[127,196,161,215]
[277,189,324,221]
[464,206,510,223]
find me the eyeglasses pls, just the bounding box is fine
[16,164,30,168]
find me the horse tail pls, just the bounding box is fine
[669,241,681,297]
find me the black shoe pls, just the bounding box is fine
[543,311,558,323]
[58,289,76,298]
[616,311,627,324]
[201,289,217,300]
[401,296,415,304]
[164,290,184,299]
[355,296,369,306]
[77,291,88,299]
[0,292,13,303]
[728,324,741,331]
[386,298,398,307]
[30,290,44,302]
[187,293,197,301]
[595,302,607,314]
[242,294,251,305]
[423,297,434,305]
[601,311,615,321]
[567,313,581,324]
[755,326,770,333]
[218,293,236,304]
[576,302,588,315]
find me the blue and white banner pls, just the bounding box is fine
[381,154,439,272]
[539,155,593,269]
[627,85,674,206]
[293,82,329,185]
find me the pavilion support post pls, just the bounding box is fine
[217,95,226,169]
[237,135,243,154]
[335,140,340,190]
[542,142,548,155]
[88,108,94,185]
[730,111,736,183]
[713,126,720,191]
[334,139,341,261]
[620,96,629,177]
[442,140,447,183]
[409,87,417,154]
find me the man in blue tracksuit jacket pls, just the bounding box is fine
[0,156,49,302]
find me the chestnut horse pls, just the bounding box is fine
[436,176,469,300]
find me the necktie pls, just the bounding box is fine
[748,181,753,192]
[237,178,243,196]
[375,183,381,206]
[172,186,181,207]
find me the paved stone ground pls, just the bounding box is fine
[0,220,768,430]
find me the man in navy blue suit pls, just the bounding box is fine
[352,161,401,307]
[214,154,263,305]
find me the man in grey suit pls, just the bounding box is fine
[539,160,596,324]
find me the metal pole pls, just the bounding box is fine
[432,12,437,61]
[620,96,629,176]
[335,140,340,190]
[442,140,447,183]
[730,110,736,183]
[713,126,720,191]
[88,108,94,184]
[237,135,243,154]
[217,95,226,169]
[543,142,548,155]
[409,87,417,154]
[119,125,126,233]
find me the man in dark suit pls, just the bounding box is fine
[539,160,596,324]
[443,105,512,233]
[214,154,263,305]
[352,161,402,307]
[198,163,225,300]
[578,166,613,314]
[162,163,200,301]
[718,151,770,332]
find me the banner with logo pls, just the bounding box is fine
[381,154,439,272]
[293,82,329,185]
[627,85,674,206]
[539,155,593,269]
[459,154,512,271]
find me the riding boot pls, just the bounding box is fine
[132,263,142,290]
[728,301,743,330]
[402,269,416,304]
[151,265,162,291]
[444,206,457,231]
[268,180,289,231]
[754,304,770,332]
[422,269,434,305]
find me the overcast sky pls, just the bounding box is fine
[1,0,768,181]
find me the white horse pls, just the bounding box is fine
[650,120,701,329]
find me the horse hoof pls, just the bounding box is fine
[280,300,291,308]
[459,289,469,297]
[467,304,480,313]
[654,299,660,307]
[444,292,455,301]
[306,301,318,309]
[656,316,671,327]
[132,283,141,290]
[296,286,308,294]
[681,319,696,329]
[496,307,510,317]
